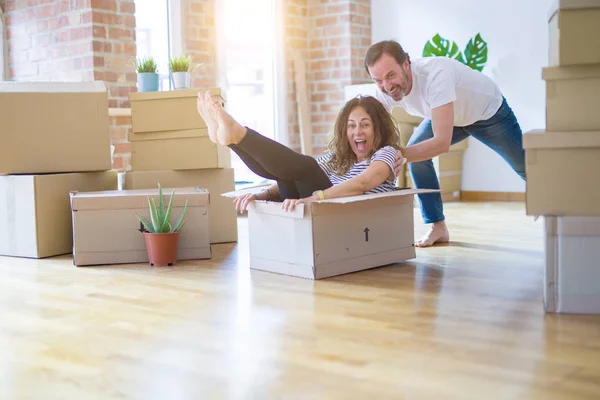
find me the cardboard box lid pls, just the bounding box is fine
[129,128,208,142]
[546,216,600,236]
[71,187,209,211]
[523,130,600,149]
[0,81,106,93]
[222,188,439,219]
[548,0,600,20]
[542,64,600,81]
[129,87,221,102]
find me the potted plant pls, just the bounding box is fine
[135,56,159,92]
[169,54,200,90]
[135,184,188,267]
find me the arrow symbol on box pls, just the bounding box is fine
[364,227,370,242]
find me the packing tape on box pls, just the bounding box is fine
[6,178,17,254]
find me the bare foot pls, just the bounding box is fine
[415,221,450,247]
[197,92,219,143]
[203,91,247,146]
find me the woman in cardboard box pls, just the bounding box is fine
[197,91,405,213]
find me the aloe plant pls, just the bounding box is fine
[136,184,188,233]
[422,33,488,72]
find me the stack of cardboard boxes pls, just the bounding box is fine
[122,88,238,244]
[0,82,118,259]
[392,107,468,202]
[523,0,600,314]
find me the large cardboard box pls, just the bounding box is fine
[544,216,600,314]
[223,188,436,280]
[406,152,463,202]
[130,128,231,171]
[129,87,222,133]
[548,0,600,66]
[70,187,211,266]
[0,81,111,175]
[523,129,600,216]
[123,169,238,243]
[0,172,118,258]
[543,65,600,131]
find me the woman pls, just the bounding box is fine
[196,91,405,213]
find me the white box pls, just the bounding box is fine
[544,216,600,314]
[223,188,436,280]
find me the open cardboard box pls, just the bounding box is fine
[223,187,438,279]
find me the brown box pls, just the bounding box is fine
[523,129,600,216]
[548,0,600,66]
[70,187,211,266]
[0,172,118,258]
[129,87,222,134]
[123,169,238,243]
[223,188,437,280]
[543,65,600,131]
[130,128,232,171]
[0,81,112,175]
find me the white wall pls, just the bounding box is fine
[370,0,555,192]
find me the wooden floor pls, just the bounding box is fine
[1,202,599,400]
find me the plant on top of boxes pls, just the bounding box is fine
[136,184,188,267]
[135,56,159,93]
[169,54,202,90]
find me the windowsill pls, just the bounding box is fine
[108,108,131,117]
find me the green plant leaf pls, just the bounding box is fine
[463,33,488,72]
[135,214,154,233]
[148,197,163,233]
[135,56,158,73]
[162,189,176,232]
[157,184,165,229]
[171,199,188,232]
[422,33,465,64]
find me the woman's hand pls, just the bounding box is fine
[281,194,318,212]
[233,193,258,214]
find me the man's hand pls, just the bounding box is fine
[394,149,407,177]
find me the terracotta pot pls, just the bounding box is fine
[143,231,180,267]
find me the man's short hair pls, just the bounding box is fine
[364,40,411,76]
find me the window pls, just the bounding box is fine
[216,0,286,185]
[135,0,181,90]
[0,5,6,81]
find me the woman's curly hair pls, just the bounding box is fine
[325,95,402,176]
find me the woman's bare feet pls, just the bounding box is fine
[197,92,219,143]
[199,91,247,146]
[415,220,450,247]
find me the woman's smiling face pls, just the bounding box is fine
[346,106,375,162]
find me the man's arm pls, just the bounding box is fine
[402,102,454,164]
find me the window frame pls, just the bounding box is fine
[0,5,6,81]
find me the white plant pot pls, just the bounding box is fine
[171,71,191,90]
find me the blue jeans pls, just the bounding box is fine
[407,97,526,224]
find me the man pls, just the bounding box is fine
[364,40,526,247]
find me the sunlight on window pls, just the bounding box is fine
[135,0,171,90]
[218,0,278,185]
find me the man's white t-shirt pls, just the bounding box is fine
[375,57,503,127]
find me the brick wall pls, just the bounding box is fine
[182,0,217,88]
[306,0,372,155]
[283,0,309,152]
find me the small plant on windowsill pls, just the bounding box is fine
[135,184,188,267]
[169,54,202,90]
[134,56,159,92]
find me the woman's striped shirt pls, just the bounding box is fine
[315,146,398,194]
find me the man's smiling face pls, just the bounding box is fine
[367,52,412,101]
